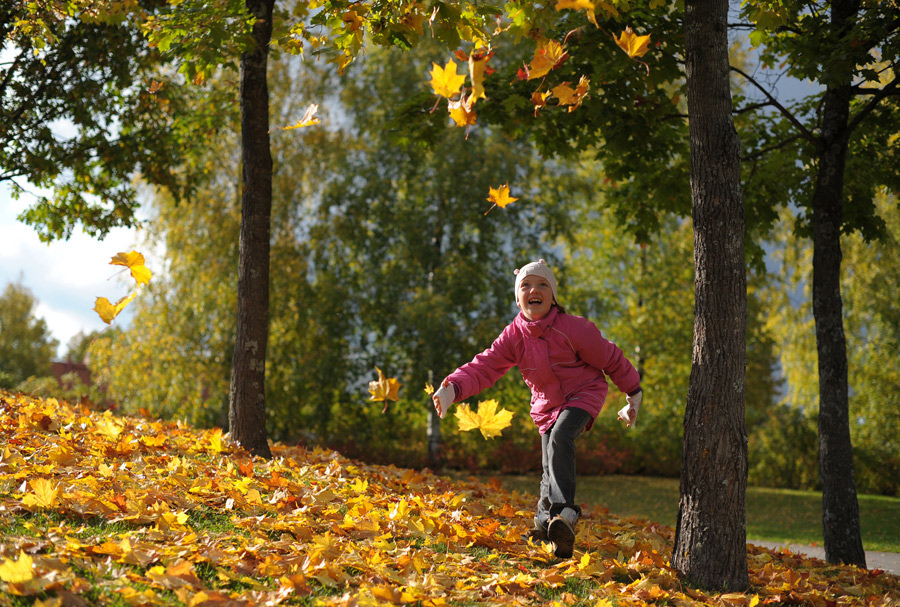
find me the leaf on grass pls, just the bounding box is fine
[0,551,34,583]
[455,399,513,439]
[22,478,59,509]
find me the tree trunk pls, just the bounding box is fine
[672,0,749,591]
[810,0,866,569]
[228,0,275,459]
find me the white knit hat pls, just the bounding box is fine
[514,259,558,303]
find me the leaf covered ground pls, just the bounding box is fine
[1,391,898,607]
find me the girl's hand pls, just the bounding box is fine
[617,390,642,428]
[432,380,455,419]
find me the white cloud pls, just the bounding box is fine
[1,185,152,358]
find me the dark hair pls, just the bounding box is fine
[553,303,567,314]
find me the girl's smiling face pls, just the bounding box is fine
[516,274,554,320]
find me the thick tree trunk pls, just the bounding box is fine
[810,0,866,568]
[672,0,749,591]
[228,0,275,459]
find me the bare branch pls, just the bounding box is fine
[730,65,818,143]
[741,133,805,162]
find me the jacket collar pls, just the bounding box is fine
[515,306,559,337]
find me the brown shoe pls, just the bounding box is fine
[548,515,575,558]
[524,525,550,543]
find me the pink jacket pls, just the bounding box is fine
[446,307,641,434]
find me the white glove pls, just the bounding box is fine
[432,381,456,419]
[617,390,642,428]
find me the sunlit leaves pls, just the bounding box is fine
[522,38,569,81]
[94,250,153,325]
[430,60,467,99]
[484,183,519,215]
[368,366,401,412]
[0,551,33,584]
[455,399,514,439]
[1,392,899,605]
[21,478,59,510]
[281,103,321,130]
[615,26,651,58]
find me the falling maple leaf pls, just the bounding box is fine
[455,399,514,439]
[484,183,518,215]
[447,97,477,133]
[368,367,401,413]
[96,250,152,324]
[554,0,599,27]
[467,50,493,105]
[615,27,651,59]
[430,60,466,99]
[94,291,138,325]
[525,38,568,81]
[281,103,321,130]
[424,383,435,395]
[110,250,152,286]
[552,75,590,111]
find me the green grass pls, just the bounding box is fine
[490,474,900,553]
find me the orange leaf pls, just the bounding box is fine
[615,27,651,58]
[527,38,568,80]
[486,183,518,211]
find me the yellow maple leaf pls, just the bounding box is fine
[484,183,518,215]
[110,250,152,286]
[553,75,590,111]
[555,0,599,27]
[455,399,513,439]
[368,367,401,407]
[468,50,491,105]
[0,550,34,583]
[22,478,60,509]
[447,97,477,128]
[615,27,651,59]
[527,38,568,81]
[281,103,321,130]
[430,60,466,99]
[94,291,137,324]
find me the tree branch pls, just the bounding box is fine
[741,133,805,162]
[730,65,818,144]
[847,74,900,135]
[734,101,775,114]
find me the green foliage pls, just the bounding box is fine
[3,0,229,241]
[0,281,59,387]
[763,192,900,496]
[736,0,900,242]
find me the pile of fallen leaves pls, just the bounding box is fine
[1,391,898,607]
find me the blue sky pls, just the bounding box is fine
[1,184,154,357]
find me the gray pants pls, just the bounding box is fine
[535,407,591,530]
